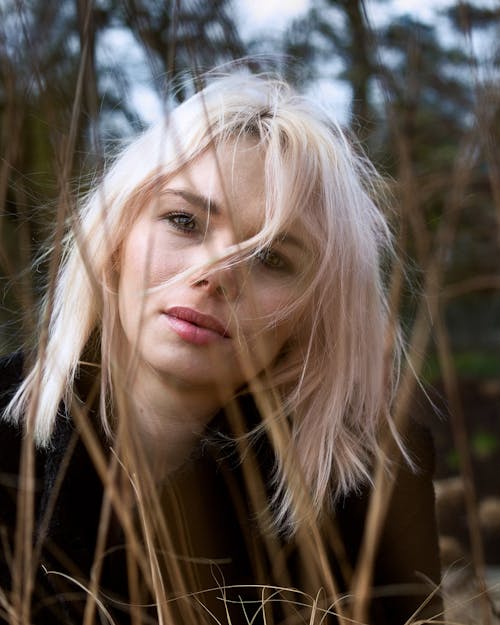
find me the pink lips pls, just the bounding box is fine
[164,306,231,345]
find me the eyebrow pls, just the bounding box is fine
[162,188,221,215]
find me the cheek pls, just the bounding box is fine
[257,287,296,328]
[245,288,298,355]
[119,227,180,295]
[121,224,162,276]
[117,227,159,334]
[118,226,148,286]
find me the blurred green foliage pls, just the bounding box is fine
[424,351,500,382]
[446,430,499,470]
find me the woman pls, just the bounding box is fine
[0,72,441,625]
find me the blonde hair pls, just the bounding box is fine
[4,72,397,528]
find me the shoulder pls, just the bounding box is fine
[337,419,442,622]
[339,418,439,546]
[0,353,48,510]
[0,351,28,459]
[0,351,24,405]
[0,351,26,459]
[0,353,33,531]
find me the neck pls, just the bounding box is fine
[116,363,223,480]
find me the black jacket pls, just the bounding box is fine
[0,353,442,624]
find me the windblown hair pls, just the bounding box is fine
[4,72,398,529]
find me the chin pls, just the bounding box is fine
[147,354,241,391]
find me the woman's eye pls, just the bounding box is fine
[164,212,197,232]
[256,247,286,270]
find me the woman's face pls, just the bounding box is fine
[117,138,309,398]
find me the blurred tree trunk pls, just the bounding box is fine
[338,0,373,133]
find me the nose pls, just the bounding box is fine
[191,228,246,299]
[191,261,240,300]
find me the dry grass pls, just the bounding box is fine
[1,1,499,624]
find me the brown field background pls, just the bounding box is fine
[0,1,499,623]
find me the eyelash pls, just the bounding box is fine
[163,211,198,233]
[255,248,287,270]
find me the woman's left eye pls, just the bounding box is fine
[256,247,286,270]
[163,212,197,232]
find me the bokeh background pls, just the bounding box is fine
[1,0,499,620]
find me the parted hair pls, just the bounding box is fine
[4,71,399,529]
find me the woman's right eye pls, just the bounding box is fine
[163,212,197,232]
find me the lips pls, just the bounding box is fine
[165,306,231,339]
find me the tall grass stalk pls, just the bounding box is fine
[1,2,499,624]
